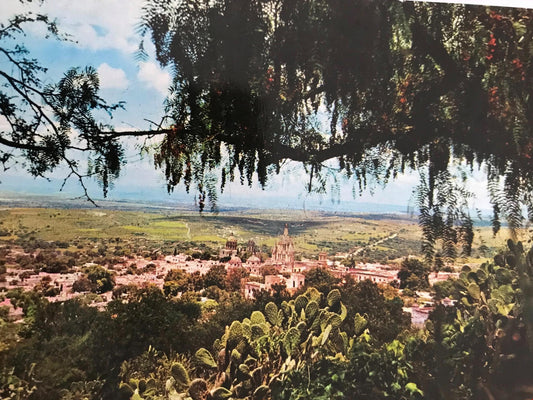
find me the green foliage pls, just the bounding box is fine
[137,0,533,254]
[340,280,410,344]
[188,378,208,400]
[353,313,367,336]
[417,171,474,265]
[398,258,429,290]
[84,265,115,294]
[163,269,195,296]
[0,8,125,198]
[203,265,227,290]
[0,365,36,400]
[225,266,249,292]
[119,288,358,399]
[170,362,189,388]
[433,279,455,300]
[345,338,424,399]
[264,302,279,326]
[415,240,533,399]
[59,380,104,400]
[211,387,232,400]
[326,289,341,308]
[117,286,427,400]
[250,310,266,325]
[303,267,339,294]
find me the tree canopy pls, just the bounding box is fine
[0,6,130,202]
[3,1,533,261]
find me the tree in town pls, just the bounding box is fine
[304,266,339,294]
[259,264,279,278]
[163,268,191,296]
[340,279,410,344]
[203,264,227,290]
[84,265,115,294]
[225,266,249,292]
[397,258,430,290]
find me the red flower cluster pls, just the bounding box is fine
[265,67,275,90]
[490,10,503,21]
[512,58,526,81]
[486,33,497,61]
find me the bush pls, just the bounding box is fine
[72,277,94,293]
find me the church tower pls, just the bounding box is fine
[220,233,238,258]
[271,224,295,269]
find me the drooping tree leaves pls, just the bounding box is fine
[5,1,533,255]
[137,1,533,254]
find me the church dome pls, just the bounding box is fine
[247,255,261,263]
[228,256,242,264]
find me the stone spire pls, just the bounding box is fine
[272,224,295,269]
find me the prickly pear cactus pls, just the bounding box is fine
[170,362,190,389]
[454,245,521,318]
[118,377,157,400]
[188,378,208,400]
[119,288,362,400]
[194,348,217,369]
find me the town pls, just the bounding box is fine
[0,222,458,327]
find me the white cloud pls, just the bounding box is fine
[0,116,10,133]
[2,0,145,54]
[97,63,129,90]
[137,62,171,96]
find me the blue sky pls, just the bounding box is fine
[0,0,527,212]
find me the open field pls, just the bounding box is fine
[0,204,524,263]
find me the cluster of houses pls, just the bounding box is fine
[0,223,459,326]
[214,224,407,299]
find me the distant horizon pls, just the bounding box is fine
[0,189,499,229]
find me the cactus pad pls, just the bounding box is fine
[253,385,270,400]
[237,363,252,381]
[194,348,217,369]
[211,387,233,400]
[227,320,244,350]
[283,326,301,355]
[170,362,190,388]
[188,378,208,400]
[251,310,266,325]
[251,323,267,339]
[467,282,481,300]
[354,313,368,336]
[265,302,279,325]
[327,314,342,329]
[305,300,319,321]
[294,295,309,313]
[327,289,341,307]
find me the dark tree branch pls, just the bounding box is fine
[0,134,48,151]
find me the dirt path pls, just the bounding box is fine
[352,233,398,256]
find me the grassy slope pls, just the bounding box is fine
[0,207,521,261]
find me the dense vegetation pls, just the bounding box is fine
[1,236,533,400]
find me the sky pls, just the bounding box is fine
[0,0,528,213]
